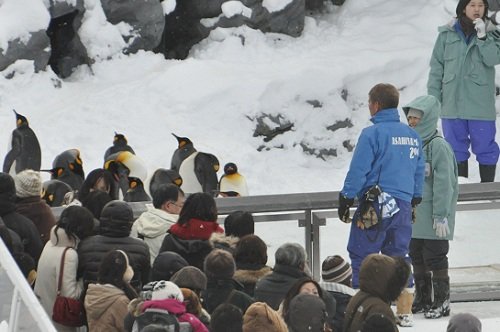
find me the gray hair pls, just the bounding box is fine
[275,243,307,269]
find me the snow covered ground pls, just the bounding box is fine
[1,0,500,330]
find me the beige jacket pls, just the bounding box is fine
[85,283,130,332]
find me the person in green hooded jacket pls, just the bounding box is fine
[403,95,459,321]
[427,0,499,182]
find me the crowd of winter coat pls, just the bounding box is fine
[0,167,482,332]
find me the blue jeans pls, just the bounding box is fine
[347,198,413,288]
[441,118,499,165]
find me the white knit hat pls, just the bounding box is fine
[14,170,42,198]
[151,280,184,301]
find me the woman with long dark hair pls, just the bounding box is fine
[84,250,138,331]
[159,192,223,269]
[35,205,94,331]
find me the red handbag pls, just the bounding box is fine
[52,247,84,327]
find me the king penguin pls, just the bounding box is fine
[3,110,41,174]
[124,177,151,202]
[104,151,148,200]
[218,162,249,197]
[43,149,85,192]
[170,133,220,196]
[149,168,182,198]
[103,132,135,162]
[42,179,73,207]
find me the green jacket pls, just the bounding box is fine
[403,95,458,240]
[427,19,500,121]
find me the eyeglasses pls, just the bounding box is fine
[169,201,184,208]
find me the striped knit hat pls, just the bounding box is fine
[321,255,352,285]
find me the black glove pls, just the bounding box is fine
[411,197,422,207]
[411,197,421,224]
[338,193,354,223]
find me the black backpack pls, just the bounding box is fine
[132,308,180,332]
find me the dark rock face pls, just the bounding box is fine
[253,113,294,142]
[47,2,90,79]
[100,0,164,53]
[0,31,50,72]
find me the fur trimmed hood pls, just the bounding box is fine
[234,266,272,284]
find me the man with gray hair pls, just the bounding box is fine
[254,243,310,309]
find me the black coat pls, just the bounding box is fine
[253,264,309,310]
[202,279,254,314]
[78,234,150,291]
[159,234,212,270]
[0,197,42,262]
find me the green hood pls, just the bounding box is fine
[403,95,440,141]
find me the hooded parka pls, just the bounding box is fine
[403,96,459,240]
[131,205,178,265]
[343,254,409,332]
[427,19,500,120]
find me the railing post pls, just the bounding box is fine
[311,213,323,281]
[303,209,313,279]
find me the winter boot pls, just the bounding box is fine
[412,272,432,314]
[425,270,450,319]
[479,164,496,183]
[396,288,414,327]
[457,160,468,178]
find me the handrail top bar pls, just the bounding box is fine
[51,182,500,218]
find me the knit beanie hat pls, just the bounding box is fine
[14,169,42,198]
[204,249,236,280]
[243,302,288,332]
[447,313,482,332]
[170,266,207,291]
[322,255,352,285]
[361,313,397,332]
[151,251,189,281]
[99,200,134,235]
[151,280,184,301]
[288,294,327,332]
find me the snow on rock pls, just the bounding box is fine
[221,1,252,19]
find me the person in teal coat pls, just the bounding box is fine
[403,95,459,321]
[427,0,500,182]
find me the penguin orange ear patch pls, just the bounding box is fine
[214,165,220,172]
[179,141,186,148]
[49,194,54,202]
[57,168,64,177]
[130,180,137,189]
[69,163,75,170]
[174,178,183,186]
[16,119,22,126]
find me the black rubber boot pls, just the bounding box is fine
[425,270,450,319]
[457,161,468,178]
[412,272,432,314]
[479,164,496,183]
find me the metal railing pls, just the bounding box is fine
[51,182,500,280]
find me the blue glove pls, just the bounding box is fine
[433,217,450,238]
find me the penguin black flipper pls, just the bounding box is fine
[3,133,21,173]
[194,152,220,196]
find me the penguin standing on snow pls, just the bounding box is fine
[42,149,85,192]
[218,162,249,197]
[3,110,41,174]
[170,133,219,196]
[41,180,73,207]
[149,168,182,197]
[103,132,135,162]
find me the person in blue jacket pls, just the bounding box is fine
[427,0,500,182]
[337,83,425,288]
